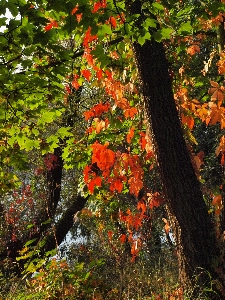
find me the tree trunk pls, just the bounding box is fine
[132,36,223,297]
[128,1,223,297]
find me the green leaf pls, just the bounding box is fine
[160,28,174,40]
[178,21,193,35]
[23,139,40,151]
[152,2,164,11]
[143,18,157,29]
[97,24,112,39]
[138,31,151,46]
[24,238,37,247]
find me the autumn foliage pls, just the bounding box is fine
[1,0,225,298]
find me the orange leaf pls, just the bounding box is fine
[148,192,164,209]
[88,176,102,194]
[72,77,80,90]
[92,0,107,13]
[124,107,138,119]
[128,177,143,196]
[44,23,53,31]
[182,114,194,129]
[139,132,147,150]
[119,234,126,244]
[127,127,135,144]
[116,97,130,110]
[76,13,83,23]
[212,194,222,207]
[186,45,200,56]
[162,218,170,234]
[96,68,103,80]
[71,6,79,15]
[109,16,117,28]
[210,80,219,88]
[137,200,146,214]
[81,69,92,82]
[109,178,124,193]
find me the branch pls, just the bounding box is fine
[47,36,124,67]
[44,194,89,252]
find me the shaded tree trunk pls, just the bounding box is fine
[133,38,223,298]
[128,1,224,297]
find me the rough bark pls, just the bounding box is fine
[133,39,223,297]
[128,0,223,297]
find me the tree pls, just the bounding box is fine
[1,0,225,298]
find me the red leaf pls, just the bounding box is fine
[92,0,107,13]
[83,102,110,120]
[76,13,83,23]
[88,176,102,194]
[109,16,117,28]
[71,6,79,15]
[139,132,147,150]
[137,200,146,214]
[162,218,170,234]
[109,178,124,193]
[72,78,80,90]
[65,85,71,94]
[124,107,138,119]
[127,127,135,144]
[96,68,103,80]
[148,192,164,209]
[81,69,92,82]
[128,177,143,196]
[44,23,53,31]
[108,230,113,241]
[119,234,126,244]
[83,27,98,47]
[91,141,115,178]
[83,165,91,183]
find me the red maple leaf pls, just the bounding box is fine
[83,102,110,120]
[88,176,102,194]
[109,16,117,28]
[124,107,138,119]
[96,68,103,80]
[71,5,79,15]
[76,13,83,23]
[92,0,107,13]
[127,127,135,144]
[109,178,124,193]
[81,69,92,82]
[148,192,164,209]
[119,234,126,244]
[44,23,53,31]
[83,27,98,47]
[44,20,58,31]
